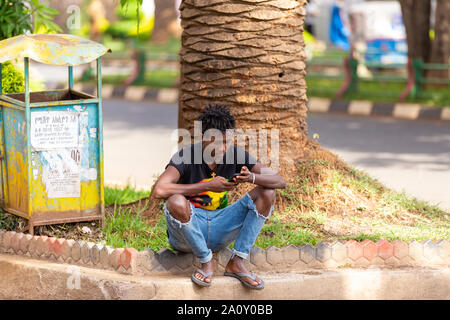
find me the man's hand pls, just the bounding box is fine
[233,166,253,184]
[206,176,237,192]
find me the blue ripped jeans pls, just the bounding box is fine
[164,192,273,264]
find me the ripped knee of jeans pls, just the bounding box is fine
[244,192,273,220]
[164,202,194,228]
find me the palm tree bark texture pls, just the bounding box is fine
[178,0,309,175]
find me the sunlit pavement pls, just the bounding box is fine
[102,99,450,212]
[103,99,177,189]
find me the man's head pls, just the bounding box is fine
[198,104,235,162]
[198,104,235,134]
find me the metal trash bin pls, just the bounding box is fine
[0,34,110,234]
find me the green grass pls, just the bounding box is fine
[103,37,181,56]
[306,76,450,107]
[104,185,168,251]
[138,37,182,56]
[105,185,151,206]
[104,205,169,251]
[82,69,179,88]
[255,216,321,248]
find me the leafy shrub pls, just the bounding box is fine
[1,62,24,94]
[0,0,60,41]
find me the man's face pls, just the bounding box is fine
[202,131,228,163]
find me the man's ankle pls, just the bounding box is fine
[201,259,213,268]
[227,255,244,268]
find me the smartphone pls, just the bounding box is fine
[231,173,242,181]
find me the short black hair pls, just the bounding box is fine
[198,104,235,133]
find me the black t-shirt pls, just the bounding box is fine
[166,143,257,210]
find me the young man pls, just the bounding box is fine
[153,104,286,289]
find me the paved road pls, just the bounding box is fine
[103,99,177,189]
[103,99,450,211]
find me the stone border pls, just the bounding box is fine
[1,229,448,276]
[58,83,179,104]
[61,83,450,122]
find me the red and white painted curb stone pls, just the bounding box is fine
[0,229,449,275]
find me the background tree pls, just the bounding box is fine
[88,0,108,42]
[178,0,309,174]
[398,0,431,63]
[428,0,450,78]
[398,0,450,79]
[152,0,181,44]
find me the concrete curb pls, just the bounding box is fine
[65,84,450,122]
[60,83,179,104]
[307,97,450,122]
[1,229,448,277]
[1,253,449,299]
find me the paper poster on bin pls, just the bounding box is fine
[41,149,81,198]
[31,111,79,150]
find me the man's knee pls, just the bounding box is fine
[166,194,191,223]
[250,187,275,218]
[260,188,276,205]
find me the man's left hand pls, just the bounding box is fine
[233,166,254,184]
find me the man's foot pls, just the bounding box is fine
[224,255,263,288]
[192,259,214,285]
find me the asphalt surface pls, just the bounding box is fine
[103,99,450,212]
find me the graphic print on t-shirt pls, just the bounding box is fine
[189,176,228,210]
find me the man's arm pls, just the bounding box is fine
[234,163,286,189]
[153,165,237,200]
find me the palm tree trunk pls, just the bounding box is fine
[178,0,309,171]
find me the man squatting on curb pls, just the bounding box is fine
[153,104,286,290]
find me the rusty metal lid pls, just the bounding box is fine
[0,34,111,66]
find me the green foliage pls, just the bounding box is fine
[105,0,150,40]
[0,0,61,40]
[1,62,24,94]
[119,0,143,34]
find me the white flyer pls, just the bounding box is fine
[31,111,79,150]
[41,149,81,198]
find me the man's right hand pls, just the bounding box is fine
[206,176,236,192]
